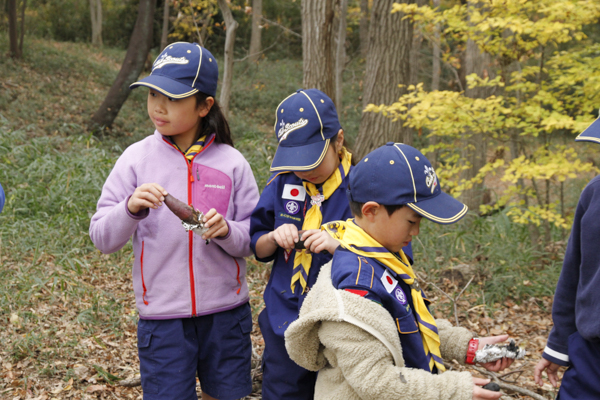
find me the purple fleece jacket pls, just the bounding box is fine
[90,131,260,319]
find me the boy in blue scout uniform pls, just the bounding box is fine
[285,143,514,400]
[250,89,414,399]
[534,117,600,399]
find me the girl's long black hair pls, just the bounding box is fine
[195,92,233,147]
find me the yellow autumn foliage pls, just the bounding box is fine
[371,0,600,232]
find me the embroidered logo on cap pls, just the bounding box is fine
[278,118,309,141]
[424,165,438,194]
[153,53,190,70]
[282,184,306,201]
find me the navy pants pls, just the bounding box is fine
[137,303,253,400]
[258,309,317,400]
[557,331,600,400]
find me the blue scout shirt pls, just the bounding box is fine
[250,172,353,337]
[330,247,433,372]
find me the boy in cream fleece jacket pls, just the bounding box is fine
[285,143,513,400]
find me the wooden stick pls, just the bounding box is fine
[469,364,548,400]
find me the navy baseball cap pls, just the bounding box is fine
[347,143,468,224]
[575,115,600,144]
[130,42,218,98]
[270,89,342,172]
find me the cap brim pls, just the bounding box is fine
[575,118,600,144]
[130,75,198,99]
[270,139,330,172]
[407,192,468,224]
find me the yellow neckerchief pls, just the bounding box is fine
[322,219,446,373]
[170,135,207,161]
[290,147,352,294]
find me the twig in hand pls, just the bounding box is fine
[468,364,547,400]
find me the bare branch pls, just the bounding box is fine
[234,32,283,63]
[468,364,548,400]
[260,16,302,38]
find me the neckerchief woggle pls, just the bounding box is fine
[322,219,446,373]
[290,147,352,294]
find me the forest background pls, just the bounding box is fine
[1,0,600,399]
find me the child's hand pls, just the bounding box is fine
[201,208,229,240]
[270,223,300,250]
[477,335,514,372]
[128,183,168,214]
[472,377,502,400]
[533,358,561,387]
[301,229,340,254]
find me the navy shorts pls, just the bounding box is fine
[557,331,600,400]
[137,303,253,400]
[258,309,317,400]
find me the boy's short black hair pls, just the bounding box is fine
[349,200,404,218]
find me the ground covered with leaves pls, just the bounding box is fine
[0,253,563,400]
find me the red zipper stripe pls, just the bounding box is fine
[234,258,242,294]
[141,241,148,305]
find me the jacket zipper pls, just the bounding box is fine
[163,135,215,317]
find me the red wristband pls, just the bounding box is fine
[466,338,479,365]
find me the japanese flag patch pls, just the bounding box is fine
[380,269,398,293]
[282,184,306,201]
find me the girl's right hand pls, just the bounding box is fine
[270,223,300,250]
[472,378,502,400]
[128,183,168,214]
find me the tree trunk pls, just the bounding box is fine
[217,0,238,118]
[160,0,170,51]
[90,0,103,47]
[354,0,413,159]
[248,0,262,63]
[301,0,336,99]
[334,0,348,110]
[404,0,426,146]
[431,0,441,92]
[429,0,441,168]
[359,0,369,58]
[19,0,26,55]
[90,0,156,133]
[459,1,494,212]
[8,0,20,59]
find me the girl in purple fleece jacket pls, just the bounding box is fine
[89,43,259,400]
